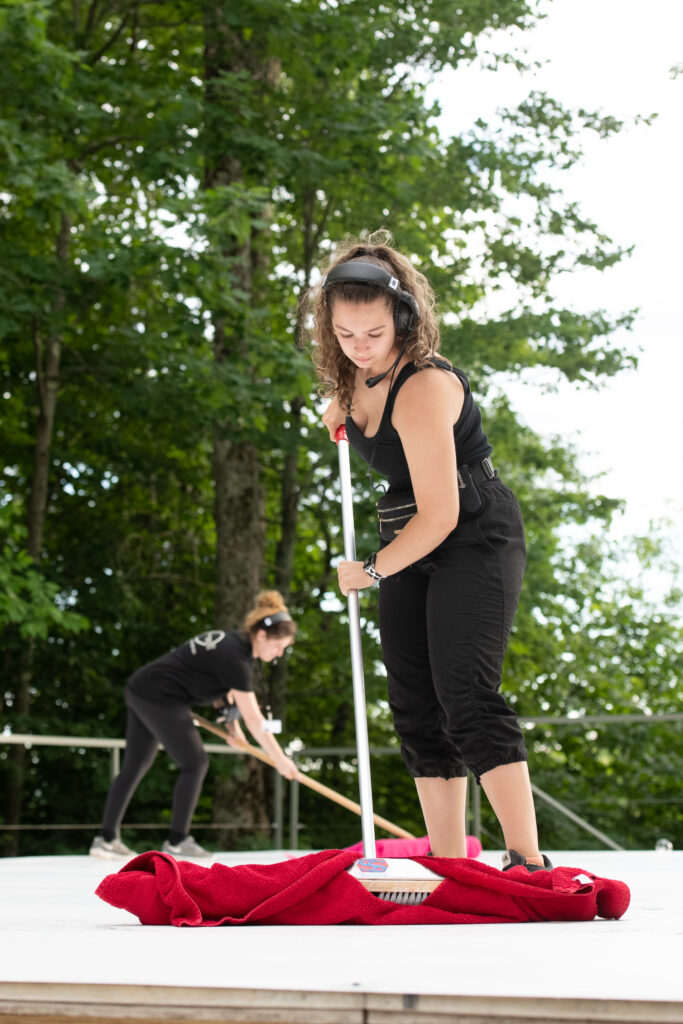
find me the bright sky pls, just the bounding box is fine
[428,0,683,575]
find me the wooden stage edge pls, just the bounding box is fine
[1,982,683,1024]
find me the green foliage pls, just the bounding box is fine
[0,502,88,639]
[1,0,680,856]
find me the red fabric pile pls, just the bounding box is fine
[96,849,630,927]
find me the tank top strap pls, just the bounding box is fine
[384,358,465,421]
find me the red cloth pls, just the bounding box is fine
[344,834,482,859]
[95,849,629,927]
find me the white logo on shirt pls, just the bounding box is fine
[189,630,226,654]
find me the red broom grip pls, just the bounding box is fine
[335,424,348,443]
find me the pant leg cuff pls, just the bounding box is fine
[470,753,529,785]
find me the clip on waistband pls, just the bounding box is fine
[467,457,496,484]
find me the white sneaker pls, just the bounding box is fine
[89,835,137,859]
[161,835,211,858]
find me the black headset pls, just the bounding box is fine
[259,611,293,630]
[322,261,420,340]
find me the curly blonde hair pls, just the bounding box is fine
[308,230,442,412]
[243,590,297,639]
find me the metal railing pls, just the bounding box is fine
[2,712,681,851]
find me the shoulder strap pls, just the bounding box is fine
[368,359,468,477]
[386,357,467,412]
[384,363,419,422]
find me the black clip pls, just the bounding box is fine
[481,457,495,480]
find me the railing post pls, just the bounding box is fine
[273,769,284,849]
[289,777,300,850]
[111,746,119,781]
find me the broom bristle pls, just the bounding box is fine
[357,875,442,905]
[376,888,430,905]
[376,889,431,905]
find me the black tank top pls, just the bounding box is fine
[345,359,492,491]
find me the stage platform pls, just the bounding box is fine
[0,848,681,1024]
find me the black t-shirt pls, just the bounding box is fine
[126,630,254,706]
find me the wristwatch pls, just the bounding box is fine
[363,552,385,584]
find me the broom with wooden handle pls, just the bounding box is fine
[191,711,415,841]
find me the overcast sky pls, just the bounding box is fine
[428,0,683,573]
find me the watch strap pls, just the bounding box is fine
[363,552,384,583]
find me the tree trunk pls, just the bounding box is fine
[204,3,268,629]
[266,396,304,724]
[266,237,319,749]
[26,214,69,559]
[266,243,318,722]
[3,213,70,855]
[273,397,304,597]
[211,755,271,851]
[212,430,265,630]
[204,2,273,844]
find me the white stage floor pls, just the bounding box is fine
[0,848,681,1024]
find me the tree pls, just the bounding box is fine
[1,0,679,855]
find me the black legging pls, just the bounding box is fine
[101,686,208,839]
[378,477,528,782]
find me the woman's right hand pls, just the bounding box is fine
[322,396,346,441]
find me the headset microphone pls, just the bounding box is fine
[365,340,407,388]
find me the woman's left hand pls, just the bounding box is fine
[221,721,247,749]
[338,559,374,596]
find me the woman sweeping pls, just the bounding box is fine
[311,232,551,871]
[90,591,298,859]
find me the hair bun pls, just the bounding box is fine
[253,590,287,616]
[243,589,296,635]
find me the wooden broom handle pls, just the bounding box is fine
[191,712,414,841]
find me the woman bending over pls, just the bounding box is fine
[90,591,298,860]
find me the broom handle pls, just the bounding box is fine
[335,425,377,859]
[191,712,414,840]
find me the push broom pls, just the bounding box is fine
[335,425,445,905]
[191,711,415,840]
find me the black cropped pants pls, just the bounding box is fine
[101,684,209,839]
[379,478,528,783]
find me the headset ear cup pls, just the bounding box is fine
[394,301,416,339]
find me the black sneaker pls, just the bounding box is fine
[502,849,553,872]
